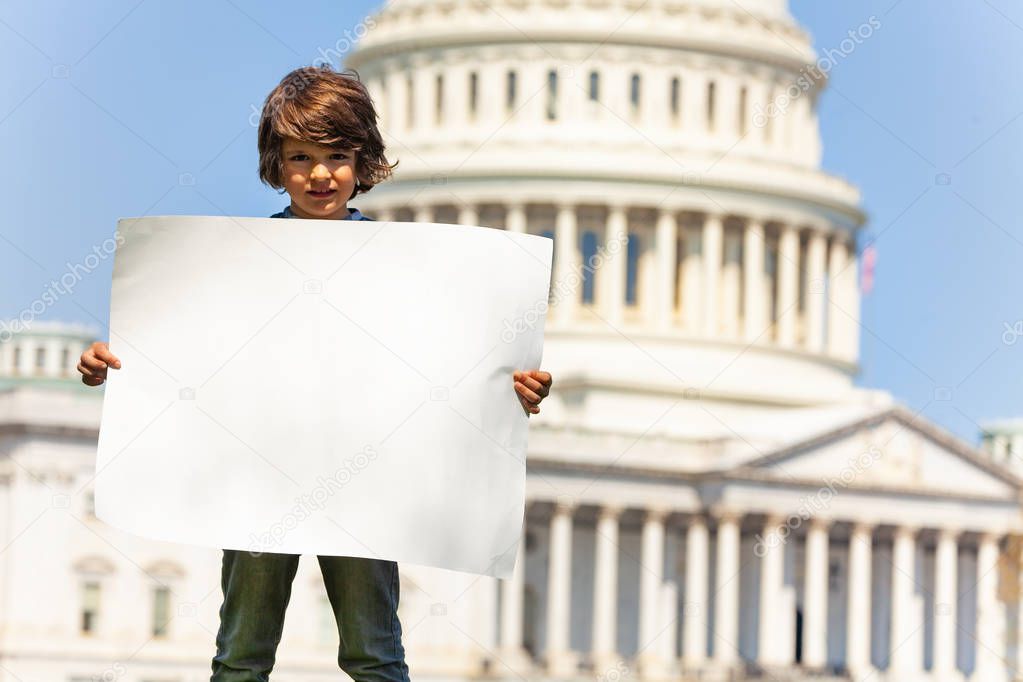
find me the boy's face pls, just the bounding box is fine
[280,136,359,220]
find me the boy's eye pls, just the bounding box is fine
[287,153,347,161]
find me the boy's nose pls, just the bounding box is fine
[311,164,330,179]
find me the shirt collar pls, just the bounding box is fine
[281,205,362,220]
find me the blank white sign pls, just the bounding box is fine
[95,215,552,578]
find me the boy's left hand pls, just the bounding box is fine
[513,369,552,416]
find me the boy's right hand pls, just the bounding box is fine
[78,341,121,386]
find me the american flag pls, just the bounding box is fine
[860,242,877,294]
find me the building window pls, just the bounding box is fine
[670,76,681,123]
[468,71,478,120]
[11,346,20,374]
[630,73,641,115]
[152,585,171,637]
[738,85,748,136]
[85,490,96,518]
[80,580,101,634]
[60,346,70,375]
[506,70,517,112]
[34,346,45,373]
[707,80,716,131]
[626,232,640,305]
[435,73,443,124]
[546,69,558,120]
[581,232,598,304]
[541,230,556,304]
[588,70,599,101]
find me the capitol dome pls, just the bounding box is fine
[347,0,867,440]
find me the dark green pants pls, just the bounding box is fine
[209,549,410,681]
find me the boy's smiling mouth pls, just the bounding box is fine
[307,188,336,199]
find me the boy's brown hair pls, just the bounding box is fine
[257,65,397,199]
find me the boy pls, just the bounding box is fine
[77,65,554,681]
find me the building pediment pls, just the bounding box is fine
[730,406,1021,500]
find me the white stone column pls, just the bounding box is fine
[713,511,742,667]
[805,228,827,352]
[457,204,478,227]
[743,218,767,342]
[974,533,1003,680]
[644,63,670,132]
[472,576,499,671]
[384,68,409,132]
[758,515,785,667]
[602,61,629,122]
[655,209,678,330]
[803,518,830,669]
[638,507,670,677]
[720,229,741,338]
[844,237,861,363]
[776,224,800,347]
[932,528,959,678]
[792,93,812,163]
[506,203,526,233]
[702,213,723,337]
[561,62,585,126]
[592,505,623,672]
[15,339,32,375]
[748,79,770,148]
[545,499,578,676]
[414,204,434,224]
[478,60,504,128]
[684,70,708,136]
[846,522,873,675]
[522,61,548,124]
[499,527,531,670]
[43,337,63,377]
[781,84,800,153]
[716,72,740,140]
[376,208,396,222]
[683,515,710,668]
[681,224,702,332]
[444,61,469,133]
[827,235,849,358]
[639,224,658,324]
[555,203,580,325]
[602,204,628,327]
[413,66,435,132]
[890,525,923,674]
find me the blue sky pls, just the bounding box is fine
[1,1,1020,445]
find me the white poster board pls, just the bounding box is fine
[94,215,552,578]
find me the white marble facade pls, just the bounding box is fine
[1,1,1021,681]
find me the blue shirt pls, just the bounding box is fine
[269,205,372,220]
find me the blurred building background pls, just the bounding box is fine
[2,0,1022,681]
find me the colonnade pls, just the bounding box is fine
[0,332,86,378]
[374,203,859,362]
[494,502,1007,680]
